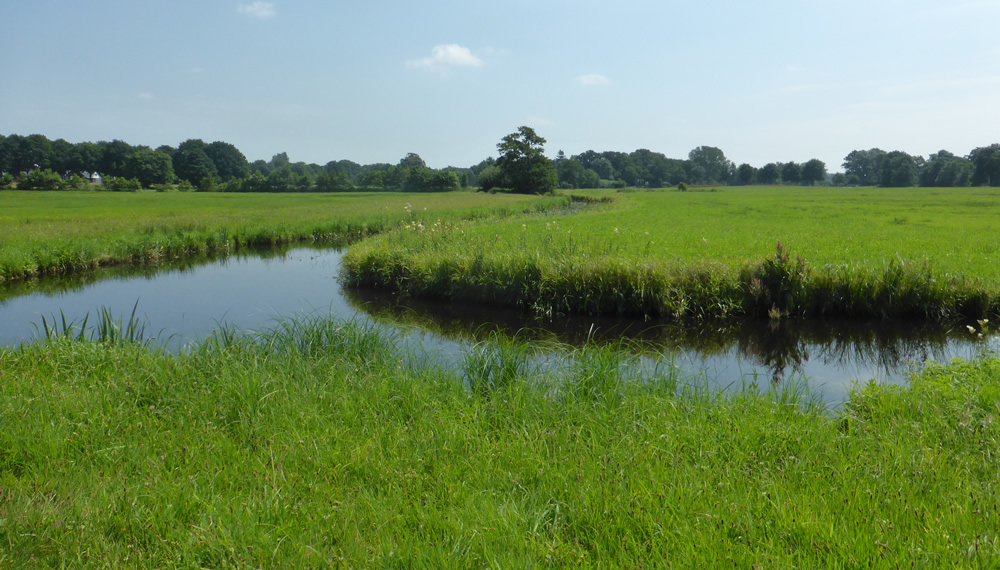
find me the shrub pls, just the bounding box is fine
[17,169,65,190]
[677,182,688,191]
[104,177,142,192]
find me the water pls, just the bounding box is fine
[2,246,996,406]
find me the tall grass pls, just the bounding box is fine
[1,317,998,566]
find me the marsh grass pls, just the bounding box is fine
[2,317,999,567]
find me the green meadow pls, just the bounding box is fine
[0,190,567,283]
[2,320,999,567]
[344,186,1000,320]
[2,186,1000,567]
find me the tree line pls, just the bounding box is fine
[0,134,478,193]
[2,131,998,193]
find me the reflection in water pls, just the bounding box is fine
[1,246,996,406]
[345,287,994,388]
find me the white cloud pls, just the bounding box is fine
[237,2,276,20]
[407,44,484,73]
[577,74,610,87]
[137,92,154,100]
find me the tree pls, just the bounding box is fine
[398,153,426,169]
[800,159,826,186]
[589,157,615,180]
[124,147,175,187]
[920,150,973,187]
[557,157,586,188]
[314,169,354,192]
[879,151,918,187]
[97,139,133,177]
[736,163,756,185]
[831,173,847,186]
[476,165,506,191]
[969,144,1000,187]
[173,139,218,184]
[205,141,250,181]
[687,146,733,184]
[356,169,385,190]
[758,163,781,185]
[842,149,886,186]
[495,126,557,194]
[781,162,801,185]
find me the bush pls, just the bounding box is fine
[104,177,142,192]
[677,182,688,192]
[17,169,64,191]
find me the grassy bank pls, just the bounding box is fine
[342,186,1000,320]
[1,318,998,567]
[0,190,569,284]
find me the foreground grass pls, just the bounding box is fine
[1,319,998,567]
[0,190,568,284]
[343,186,1000,320]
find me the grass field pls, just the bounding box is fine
[1,318,998,567]
[3,187,1000,566]
[0,190,569,284]
[343,186,1000,320]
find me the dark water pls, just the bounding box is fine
[2,246,996,406]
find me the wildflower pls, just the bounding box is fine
[614,228,619,235]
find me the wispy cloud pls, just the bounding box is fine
[577,74,610,87]
[407,44,484,73]
[237,2,276,20]
[137,92,154,100]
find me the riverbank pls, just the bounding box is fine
[0,190,569,284]
[342,187,1000,321]
[1,318,998,567]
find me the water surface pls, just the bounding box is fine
[2,246,996,406]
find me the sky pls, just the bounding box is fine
[3,0,1000,171]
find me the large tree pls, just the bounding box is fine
[124,147,175,187]
[173,139,218,184]
[205,141,250,181]
[842,149,886,186]
[736,163,756,185]
[781,162,801,185]
[97,139,133,177]
[495,126,557,194]
[879,151,918,187]
[920,150,972,187]
[687,146,733,184]
[800,159,827,186]
[757,163,781,185]
[969,144,1000,187]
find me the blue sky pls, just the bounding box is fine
[3,0,999,171]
